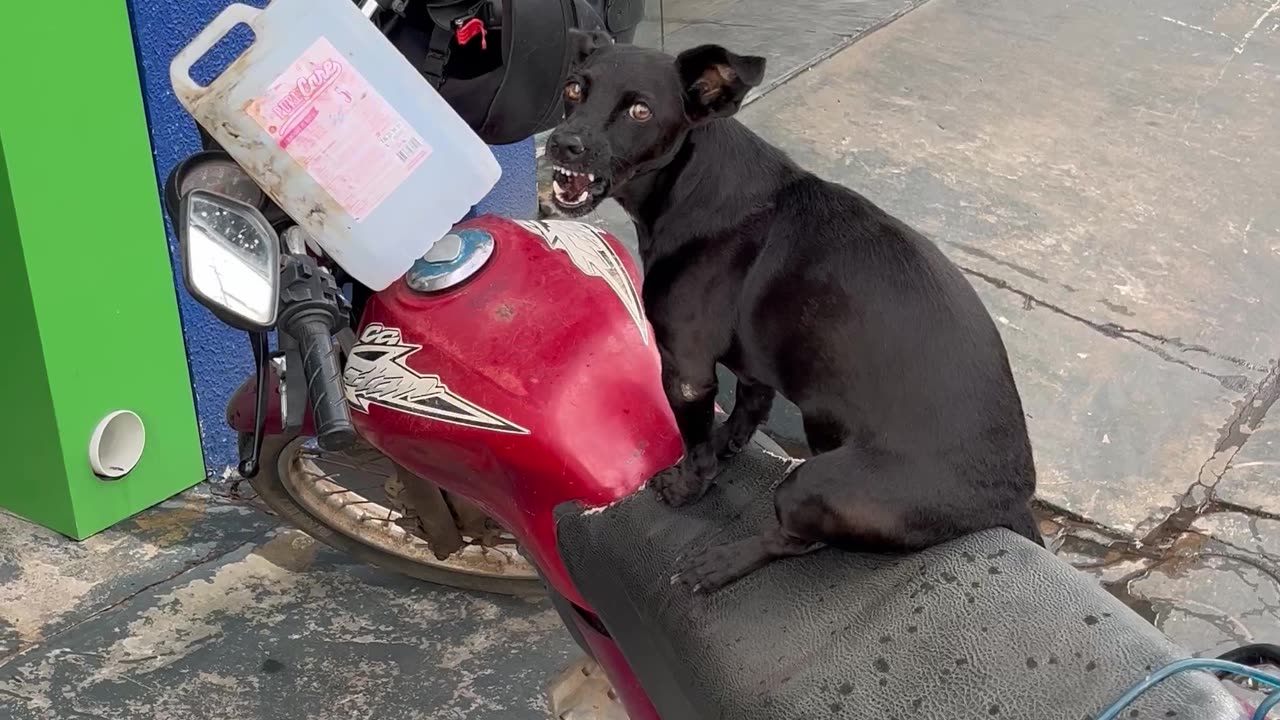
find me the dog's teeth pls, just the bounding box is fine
[552,179,566,195]
[587,173,595,182]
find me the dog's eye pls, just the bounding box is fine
[565,81,584,102]
[629,102,652,122]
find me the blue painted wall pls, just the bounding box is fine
[126,0,537,473]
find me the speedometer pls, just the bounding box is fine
[176,154,265,209]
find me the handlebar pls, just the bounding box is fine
[277,254,356,452]
[287,313,357,452]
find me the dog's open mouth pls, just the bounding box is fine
[552,165,603,211]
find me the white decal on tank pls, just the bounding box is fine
[514,219,649,345]
[343,323,529,434]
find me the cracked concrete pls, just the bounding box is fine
[0,493,576,720]
[1214,364,1280,513]
[0,488,274,660]
[634,0,927,100]
[1038,506,1280,656]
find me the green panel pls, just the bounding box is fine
[0,1,204,538]
[0,137,78,537]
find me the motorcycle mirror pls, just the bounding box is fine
[179,189,281,332]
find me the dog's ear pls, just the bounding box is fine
[675,45,766,122]
[569,29,613,66]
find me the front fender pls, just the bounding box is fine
[226,364,316,437]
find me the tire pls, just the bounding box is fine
[247,434,546,596]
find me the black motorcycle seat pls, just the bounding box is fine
[555,439,1242,720]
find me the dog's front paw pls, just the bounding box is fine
[650,465,708,507]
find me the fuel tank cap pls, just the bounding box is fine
[405,228,495,292]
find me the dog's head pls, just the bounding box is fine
[545,32,766,216]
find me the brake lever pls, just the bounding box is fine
[238,331,271,478]
[336,327,357,356]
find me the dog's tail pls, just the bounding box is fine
[1008,511,1046,548]
[1216,643,1280,674]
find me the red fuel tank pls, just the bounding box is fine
[346,215,682,604]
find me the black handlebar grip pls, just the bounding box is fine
[292,315,357,452]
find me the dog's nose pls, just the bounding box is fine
[549,133,586,159]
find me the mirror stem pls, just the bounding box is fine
[239,331,271,478]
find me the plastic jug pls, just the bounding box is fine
[170,0,501,290]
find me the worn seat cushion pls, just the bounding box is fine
[555,439,1242,720]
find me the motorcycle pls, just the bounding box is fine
[170,173,1280,720]
[167,0,647,597]
[163,3,1280,719]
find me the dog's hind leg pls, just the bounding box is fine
[676,524,818,594]
[712,379,775,458]
[678,445,979,592]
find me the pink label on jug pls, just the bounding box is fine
[246,37,430,222]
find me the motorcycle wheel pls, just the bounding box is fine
[247,434,545,596]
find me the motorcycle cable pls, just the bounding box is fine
[238,330,271,478]
[1092,658,1280,720]
[1258,692,1280,720]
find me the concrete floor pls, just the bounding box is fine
[5,0,1280,716]
[635,0,925,97]
[0,488,576,720]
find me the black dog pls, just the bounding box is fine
[546,32,1041,592]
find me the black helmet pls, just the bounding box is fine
[376,0,643,145]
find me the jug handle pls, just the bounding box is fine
[170,3,263,107]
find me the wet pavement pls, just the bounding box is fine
[4,0,1280,716]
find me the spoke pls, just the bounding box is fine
[280,438,537,579]
[303,473,388,498]
[298,466,342,483]
[360,514,403,525]
[320,483,384,496]
[298,445,382,463]
[305,456,389,475]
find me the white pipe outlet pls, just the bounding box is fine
[88,410,146,479]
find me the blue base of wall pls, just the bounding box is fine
[125,0,537,473]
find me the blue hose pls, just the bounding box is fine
[1255,690,1280,720]
[1092,659,1280,720]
